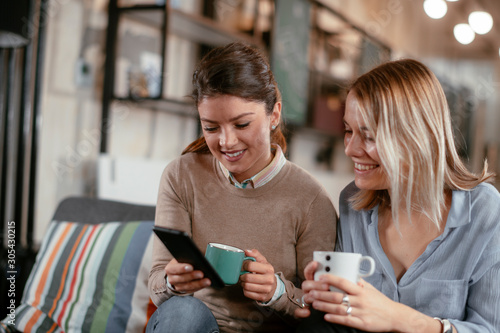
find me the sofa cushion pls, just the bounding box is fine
[5,220,156,332]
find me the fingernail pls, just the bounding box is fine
[184,265,192,272]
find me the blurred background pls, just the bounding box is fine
[1,0,499,267]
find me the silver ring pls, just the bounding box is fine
[298,295,310,308]
[346,306,352,316]
[341,294,350,307]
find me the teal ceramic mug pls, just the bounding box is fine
[205,243,256,285]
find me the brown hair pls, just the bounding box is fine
[182,42,286,154]
[348,59,494,228]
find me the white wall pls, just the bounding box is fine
[37,0,99,243]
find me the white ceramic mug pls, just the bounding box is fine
[313,251,376,292]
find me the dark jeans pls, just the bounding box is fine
[296,310,369,333]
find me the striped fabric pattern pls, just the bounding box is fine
[8,220,156,333]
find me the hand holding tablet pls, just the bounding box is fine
[153,226,256,289]
[153,226,225,289]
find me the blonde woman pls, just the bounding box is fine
[295,59,500,333]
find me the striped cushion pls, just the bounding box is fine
[8,220,156,332]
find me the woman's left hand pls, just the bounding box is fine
[306,274,399,332]
[297,261,422,332]
[239,249,277,303]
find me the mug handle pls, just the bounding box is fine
[358,256,376,278]
[240,256,257,275]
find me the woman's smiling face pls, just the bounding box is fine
[344,91,389,191]
[198,95,280,183]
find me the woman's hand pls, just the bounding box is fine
[295,261,327,318]
[295,261,440,333]
[164,258,211,293]
[304,274,396,332]
[239,249,277,303]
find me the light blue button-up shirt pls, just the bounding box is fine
[337,181,500,332]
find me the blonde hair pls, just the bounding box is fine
[349,59,494,229]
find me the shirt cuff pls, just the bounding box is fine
[165,275,190,296]
[258,273,285,306]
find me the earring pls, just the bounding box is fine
[272,125,276,130]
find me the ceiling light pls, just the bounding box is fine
[468,11,493,35]
[454,24,475,45]
[423,0,448,19]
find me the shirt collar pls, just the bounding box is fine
[219,144,286,189]
[446,189,471,228]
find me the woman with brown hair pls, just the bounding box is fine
[147,42,337,332]
[295,59,500,333]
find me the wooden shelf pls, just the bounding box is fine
[119,6,263,48]
[169,8,264,48]
[118,3,164,10]
[113,97,197,118]
[120,6,164,28]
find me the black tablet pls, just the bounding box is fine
[152,226,225,289]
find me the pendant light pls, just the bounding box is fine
[454,23,475,45]
[468,11,493,35]
[423,0,448,19]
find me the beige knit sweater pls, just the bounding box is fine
[149,153,337,332]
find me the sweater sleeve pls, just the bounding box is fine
[148,158,193,306]
[269,186,338,316]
